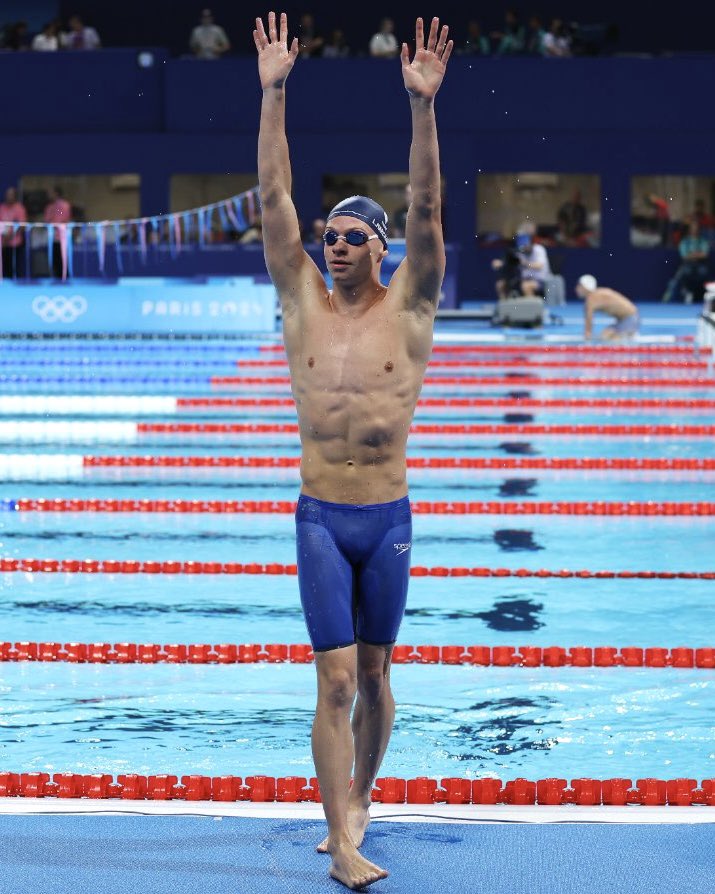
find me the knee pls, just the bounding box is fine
[357,665,389,707]
[318,667,357,712]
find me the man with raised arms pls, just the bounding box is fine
[254,12,452,889]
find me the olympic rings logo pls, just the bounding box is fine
[32,294,88,323]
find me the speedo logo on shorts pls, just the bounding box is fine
[393,542,411,556]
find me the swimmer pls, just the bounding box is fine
[576,274,640,341]
[254,11,452,890]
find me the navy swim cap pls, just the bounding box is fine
[326,195,388,249]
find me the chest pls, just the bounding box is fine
[285,304,428,394]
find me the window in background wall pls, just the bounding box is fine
[321,173,446,246]
[19,174,140,225]
[170,174,259,243]
[476,172,601,248]
[630,175,715,249]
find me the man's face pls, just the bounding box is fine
[323,217,383,282]
[5,188,16,205]
[382,19,394,34]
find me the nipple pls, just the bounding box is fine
[384,360,394,372]
[308,357,315,368]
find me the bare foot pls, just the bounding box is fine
[317,803,370,853]
[328,841,388,890]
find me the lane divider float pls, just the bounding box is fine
[236,359,711,370]
[4,396,714,415]
[5,499,715,515]
[2,558,713,579]
[82,455,715,471]
[260,343,708,355]
[1,772,714,805]
[211,375,715,388]
[1,641,713,668]
[137,422,715,437]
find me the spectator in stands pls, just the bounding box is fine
[392,184,412,237]
[321,29,349,58]
[576,274,639,340]
[61,14,101,50]
[662,219,710,303]
[4,20,30,51]
[189,8,230,59]
[43,186,72,279]
[369,18,399,58]
[491,10,525,55]
[557,189,588,244]
[304,218,326,244]
[526,15,546,55]
[646,192,671,246]
[693,198,715,233]
[542,19,572,57]
[298,14,324,58]
[492,231,551,298]
[459,20,490,56]
[32,21,60,51]
[0,187,28,278]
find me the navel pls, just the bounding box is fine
[384,360,394,372]
[307,357,315,368]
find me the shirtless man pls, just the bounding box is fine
[576,274,640,341]
[254,11,452,890]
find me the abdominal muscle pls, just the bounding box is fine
[286,308,429,505]
[296,395,414,504]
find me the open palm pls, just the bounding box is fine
[254,11,298,89]
[401,17,453,100]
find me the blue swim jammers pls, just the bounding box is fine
[295,494,412,652]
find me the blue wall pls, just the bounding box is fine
[2,51,714,302]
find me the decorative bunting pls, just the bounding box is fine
[4,187,258,281]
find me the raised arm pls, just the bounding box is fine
[400,17,452,312]
[254,13,317,307]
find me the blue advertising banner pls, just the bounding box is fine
[0,277,276,334]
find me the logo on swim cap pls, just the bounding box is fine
[326,195,389,249]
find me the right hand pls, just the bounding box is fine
[254,12,298,89]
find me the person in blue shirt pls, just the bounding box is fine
[662,219,710,303]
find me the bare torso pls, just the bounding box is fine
[588,287,637,320]
[282,281,433,505]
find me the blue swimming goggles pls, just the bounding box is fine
[322,229,380,246]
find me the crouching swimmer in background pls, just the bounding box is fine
[576,274,640,341]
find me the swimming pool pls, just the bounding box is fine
[0,318,713,793]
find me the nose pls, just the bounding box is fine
[330,237,348,253]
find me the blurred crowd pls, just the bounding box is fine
[0,8,614,58]
[0,15,100,51]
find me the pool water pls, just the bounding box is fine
[0,315,713,784]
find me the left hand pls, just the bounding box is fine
[401,17,453,100]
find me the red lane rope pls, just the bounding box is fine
[82,456,715,472]
[138,422,715,437]
[4,558,713,578]
[12,499,715,515]
[211,376,715,388]
[178,397,715,410]
[237,359,710,370]
[1,771,713,805]
[260,343,707,355]
[1,641,713,669]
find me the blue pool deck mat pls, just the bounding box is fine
[0,804,714,894]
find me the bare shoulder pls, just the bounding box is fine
[275,252,330,324]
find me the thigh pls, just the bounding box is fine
[296,519,356,652]
[355,517,412,647]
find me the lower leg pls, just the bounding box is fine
[350,683,396,806]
